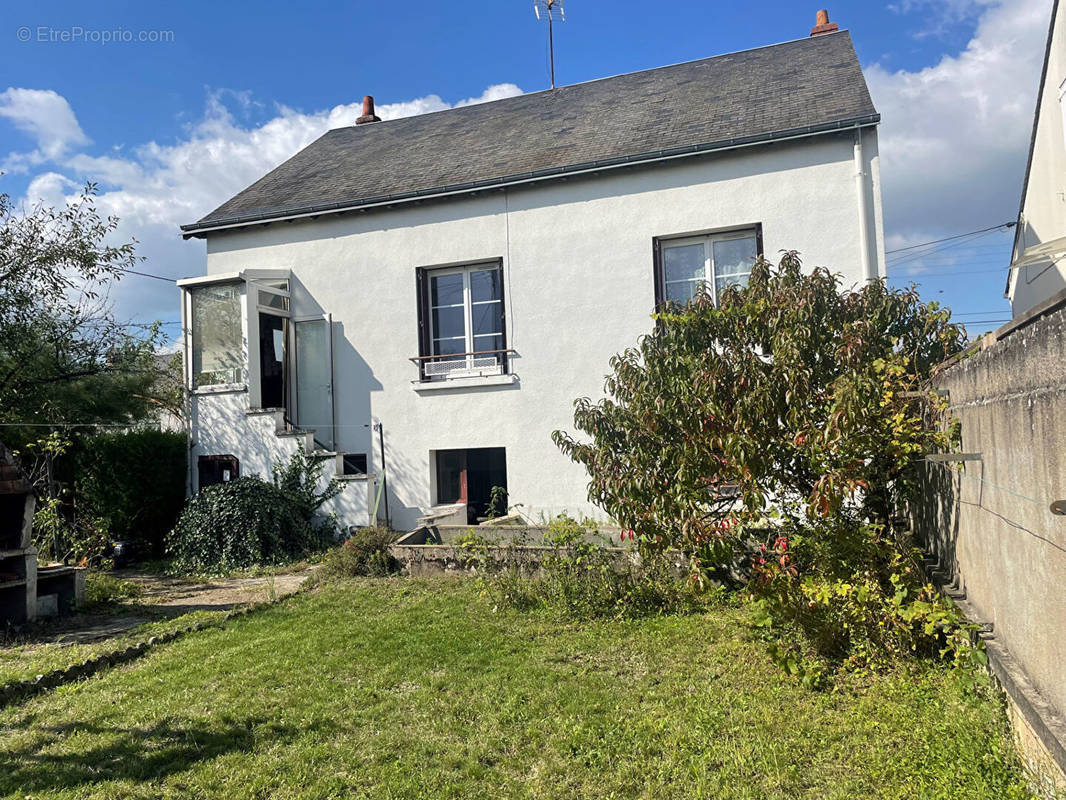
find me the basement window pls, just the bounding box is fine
[198,454,239,489]
[434,447,507,524]
[655,227,761,308]
[342,453,368,476]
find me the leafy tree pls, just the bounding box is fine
[554,252,974,676]
[0,181,181,564]
[0,183,171,445]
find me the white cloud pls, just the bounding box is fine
[887,0,997,37]
[0,88,89,166]
[0,82,524,331]
[868,0,1052,253]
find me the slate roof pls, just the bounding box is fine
[183,31,878,236]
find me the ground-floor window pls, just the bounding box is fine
[198,454,239,489]
[416,262,507,379]
[434,447,507,523]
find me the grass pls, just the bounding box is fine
[0,610,228,686]
[0,577,1034,799]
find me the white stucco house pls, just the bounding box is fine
[1006,0,1066,316]
[177,14,885,531]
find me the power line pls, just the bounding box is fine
[887,229,1011,269]
[123,268,175,282]
[885,222,1015,255]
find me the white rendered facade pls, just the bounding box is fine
[181,127,885,531]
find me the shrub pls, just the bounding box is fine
[319,526,398,579]
[32,494,112,567]
[167,451,341,573]
[84,571,145,607]
[746,516,982,686]
[271,451,342,533]
[552,252,974,677]
[485,515,715,619]
[74,429,186,558]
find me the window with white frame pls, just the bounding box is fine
[190,284,243,387]
[659,229,760,306]
[418,262,506,378]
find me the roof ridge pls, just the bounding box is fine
[328,30,853,133]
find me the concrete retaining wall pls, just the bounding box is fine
[913,292,1066,788]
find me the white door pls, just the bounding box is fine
[293,315,334,450]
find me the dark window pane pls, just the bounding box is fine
[430,273,464,307]
[472,301,502,336]
[433,337,466,356]
[342,453,368,476]
[470,269,501,303]
[436,450,465,504]
[431,306,465,340]
[473,334,503,353]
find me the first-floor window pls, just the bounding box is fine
[419,262,506,378]
[659,229,760,307]
[190,284,243,387]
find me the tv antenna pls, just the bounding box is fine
[533,0,565,89]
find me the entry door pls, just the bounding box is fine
[293,315,334,450]
[258,313,287,410]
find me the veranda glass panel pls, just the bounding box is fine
[191,284,242,387]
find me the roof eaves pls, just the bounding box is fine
[181,113,880,238]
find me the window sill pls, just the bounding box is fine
[191,384,247,396]
[412,373,518,393]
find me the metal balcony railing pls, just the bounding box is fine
[409,348,515,381]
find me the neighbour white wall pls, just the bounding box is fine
[190,131,884,531]
[1009,6,1066,315]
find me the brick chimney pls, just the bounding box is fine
[355,95,381,125]
[810,9,839,36]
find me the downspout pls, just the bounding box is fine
[180,286,194,498]
[854,129,875,284]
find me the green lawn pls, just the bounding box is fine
[0,577,1032,799]
[0,610,226,686]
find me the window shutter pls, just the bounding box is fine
[652,237,664,312]
[415,267,429,379]
[755,223,765,260]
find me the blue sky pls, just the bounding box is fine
[0,0,1054,338]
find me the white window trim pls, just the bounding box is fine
[186,281,246,391]
[427,263,504,379]
[661,229,758,307]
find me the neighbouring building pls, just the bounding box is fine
[1006,0,1066,316]
[177,11,885,531]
